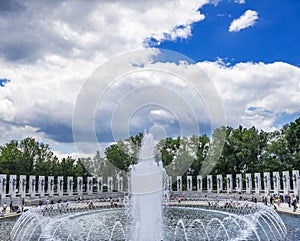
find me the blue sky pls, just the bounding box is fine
[0,0,299,157]
[158,0,300,66]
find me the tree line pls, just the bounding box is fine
[0,118,299,184]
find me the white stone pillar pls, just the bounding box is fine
[107,177,113,193]
[272,172,280,194]
[207,175,212,193]
[245,173,252,194]
[292,170,299,195]
[9,175,17,198]
[216,174,223,193]
[263,172,270,194]
[38,176,45,197]
[57,176,64,197]
[117,176,123,192]
[48,176,55,197]
[235,174,242,193]
[19,175,27,198]
[282,171,290,195]
[197,175,202,192]
[97,177,103,193]
[29,175,36,198]
[166,176,172,192]
[67,176,73,196]
[186,176,192,191]
[87,177,93,195]
[298,174,300,195]
[176,176,182,192]
[77,177,83,197]
[226,174,232,194]
[0,174,7,197]
[254,173,261,195]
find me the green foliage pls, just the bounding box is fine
[0,118,300,182]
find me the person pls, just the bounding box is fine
[3,202,7,212]
[287,195,291,208]
[292,196,298,212]
[88,200,93,209]
[21,198,25,212]
[10,201,13,212]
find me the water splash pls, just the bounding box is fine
[128,131,165,241]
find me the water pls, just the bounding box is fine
[280,213,300,241]
[129,132,164,241]
[5,206,300,240]
[6,133,295,240]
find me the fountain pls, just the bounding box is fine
[9,132,288,241]
[128,131,164,241]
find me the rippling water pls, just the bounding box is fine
[2,208,300,241]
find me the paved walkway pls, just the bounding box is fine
[169,199,300,216]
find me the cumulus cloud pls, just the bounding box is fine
[0,0,207,153]
[234,0,246,4]
[229,10,258,32]
[0,0,206,62]
[198,61,300,131]
[0,0,299,157]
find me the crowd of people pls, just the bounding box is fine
[0,199,26,217]
[263,194,299,212]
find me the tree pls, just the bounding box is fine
[284,118,300,169]
[0,140,22,174]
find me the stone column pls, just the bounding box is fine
[282,171,290,195]
[186,176,192,191]
[77,177,83,197]
[272,172,280,195]
[254,173,261,195]
[235,174,242,193]
[117,176,123,192]
[48,176,55,197]
[207,175,212,193]
[197,175,202,192]
[176,176,182,192]
[29,175,36,198]
[87,177,93,195]
[9,175,17,198]
[292,170,299,195]
[67,176,73,196]
[263,172,270,194]
[97,177,103,194]
[245,173,252,194]
[57,176,64,197]
[19,175,27,198]
[226,174,232,194]
[0,174,7,198]
[166,176,172,192]
[216,174,223,193]
[38,176,45,197]
[107,177,113,193]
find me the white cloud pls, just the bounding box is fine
[198,61,300,131]
[234,0,246,4]
[148,109,176,123]
[0,0,207,61]
[0,0,208,154]
[229,10,258,32]
[0,0,299,158]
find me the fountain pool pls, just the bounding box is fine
[7,132,292,240]
[8,203,290,241]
